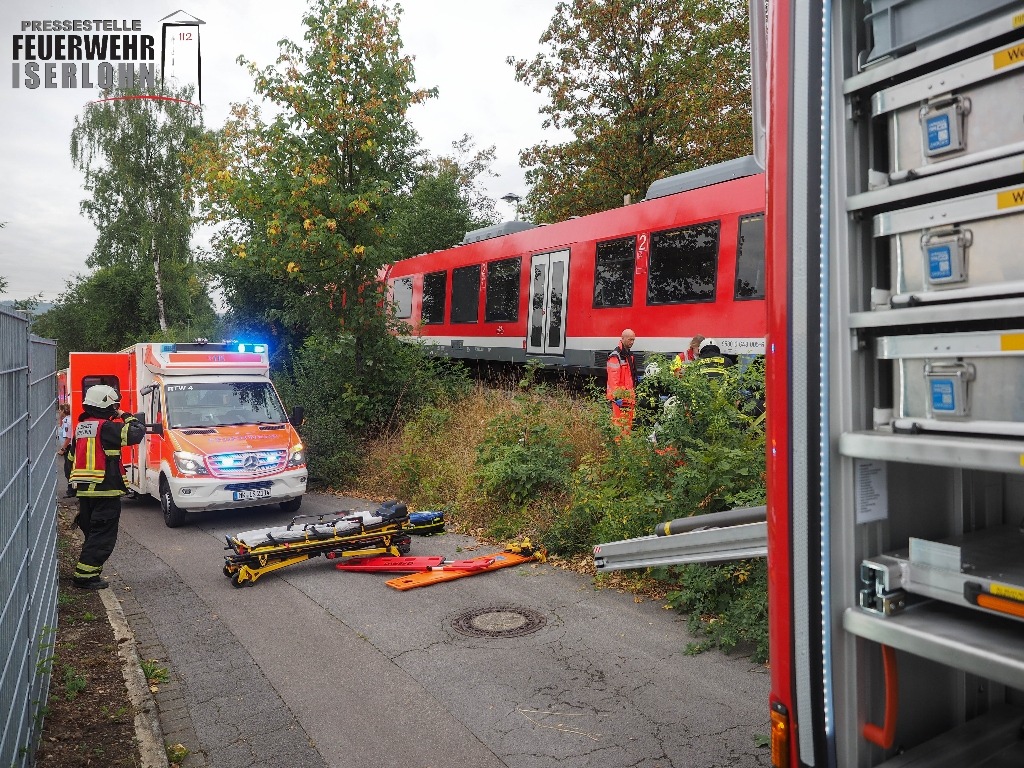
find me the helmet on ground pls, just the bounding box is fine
[83,385,121,409]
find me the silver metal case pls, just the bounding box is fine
[872,40,1024,182]
[876,183,1024,303]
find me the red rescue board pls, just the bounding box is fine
[385,552,535,590]
[335,556,495,573]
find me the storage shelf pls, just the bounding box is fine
[839,430,1024,472]
[843,603,1024,691]
[847,154,1024,213]
[873,705,1024,768]
[844,9,1024,95]
[849,296,1024,330]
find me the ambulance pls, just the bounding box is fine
[65,340,307,527]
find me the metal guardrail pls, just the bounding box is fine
[0,307,59,767]
[593,506,768,572]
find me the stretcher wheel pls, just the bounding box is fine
[223,565,235,578]
[230,572,252,588]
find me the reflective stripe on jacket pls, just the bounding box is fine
[606,348,637,400]
[692,356,731,379]
[71,415,143,497]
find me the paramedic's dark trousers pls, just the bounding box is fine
[74,496,121,581]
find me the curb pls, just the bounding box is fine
[98,579,170,768]
[64,508,169,768]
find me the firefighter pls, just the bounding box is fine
[606,328,639,433]
[691,340,735,380]
[69,385,146,590]
[670,334,705,375]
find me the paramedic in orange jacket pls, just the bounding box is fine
[606,329,639,432]
[69,385,146,589]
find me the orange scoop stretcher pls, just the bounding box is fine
[335,555,496,573]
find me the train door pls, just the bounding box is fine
[527,249,569,356]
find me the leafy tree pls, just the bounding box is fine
[389,135,499,260]
[509,0,752,222]
[189,0,436,352]
[70,82,208,332]
[31,264,220,367]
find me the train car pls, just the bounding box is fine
[385,155,766,371]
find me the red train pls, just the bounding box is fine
[385,155,766,370]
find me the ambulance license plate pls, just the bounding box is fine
[233,488,271,501]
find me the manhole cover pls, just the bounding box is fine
[451,606,547,638]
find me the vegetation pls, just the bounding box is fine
[389,135,500,259]
[70,82,210,333]
[509,0,753,222]
[351,361,769,661]
[188,0,434,348]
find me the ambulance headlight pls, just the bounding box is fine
[173,451,209,475]
[286,445,306,468]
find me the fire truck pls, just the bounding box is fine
[596,1,1024,765]
[66,341,306,527]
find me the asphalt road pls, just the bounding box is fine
[106,490,771,768]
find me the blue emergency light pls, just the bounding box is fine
[234,343,268,353]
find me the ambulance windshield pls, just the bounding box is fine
[164,382,288,428]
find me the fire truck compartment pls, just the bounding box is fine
[875,182,1024,306]
[871,39,1024,183]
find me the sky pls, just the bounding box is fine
[0,0,561,302]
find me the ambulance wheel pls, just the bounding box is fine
[279,497,302,513]
[160,480,187,528]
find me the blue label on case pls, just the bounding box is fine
[928,244,953,280]
[927,114,951,151]
[930,379,956,412]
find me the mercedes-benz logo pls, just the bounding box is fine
[242,454,259,470]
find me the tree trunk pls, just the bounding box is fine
[152,239,167,332]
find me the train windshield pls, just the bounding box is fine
[164,382,287,428]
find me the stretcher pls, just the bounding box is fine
[384,540,546,591]
[223,500,411,587]
[334,555,496,572]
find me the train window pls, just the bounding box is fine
[451,264,481,323]
[734,213,765,300]
[485,257,521,322]
[593,236,635,308]
[391,277,413,319]
[647,221,720,304]
[422,271,447,324]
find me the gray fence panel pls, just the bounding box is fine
[0,308,58,768]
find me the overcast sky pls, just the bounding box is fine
[0,0,560,302]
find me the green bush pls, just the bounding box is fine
[474,400,575,510]
[663,559,769,663]
[553,356,767,659]
[275,331,471,484]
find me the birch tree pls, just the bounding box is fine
[70,83,205,331]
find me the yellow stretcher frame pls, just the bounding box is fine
[223,522,410,587]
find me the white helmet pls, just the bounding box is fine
[83,384,121,409]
